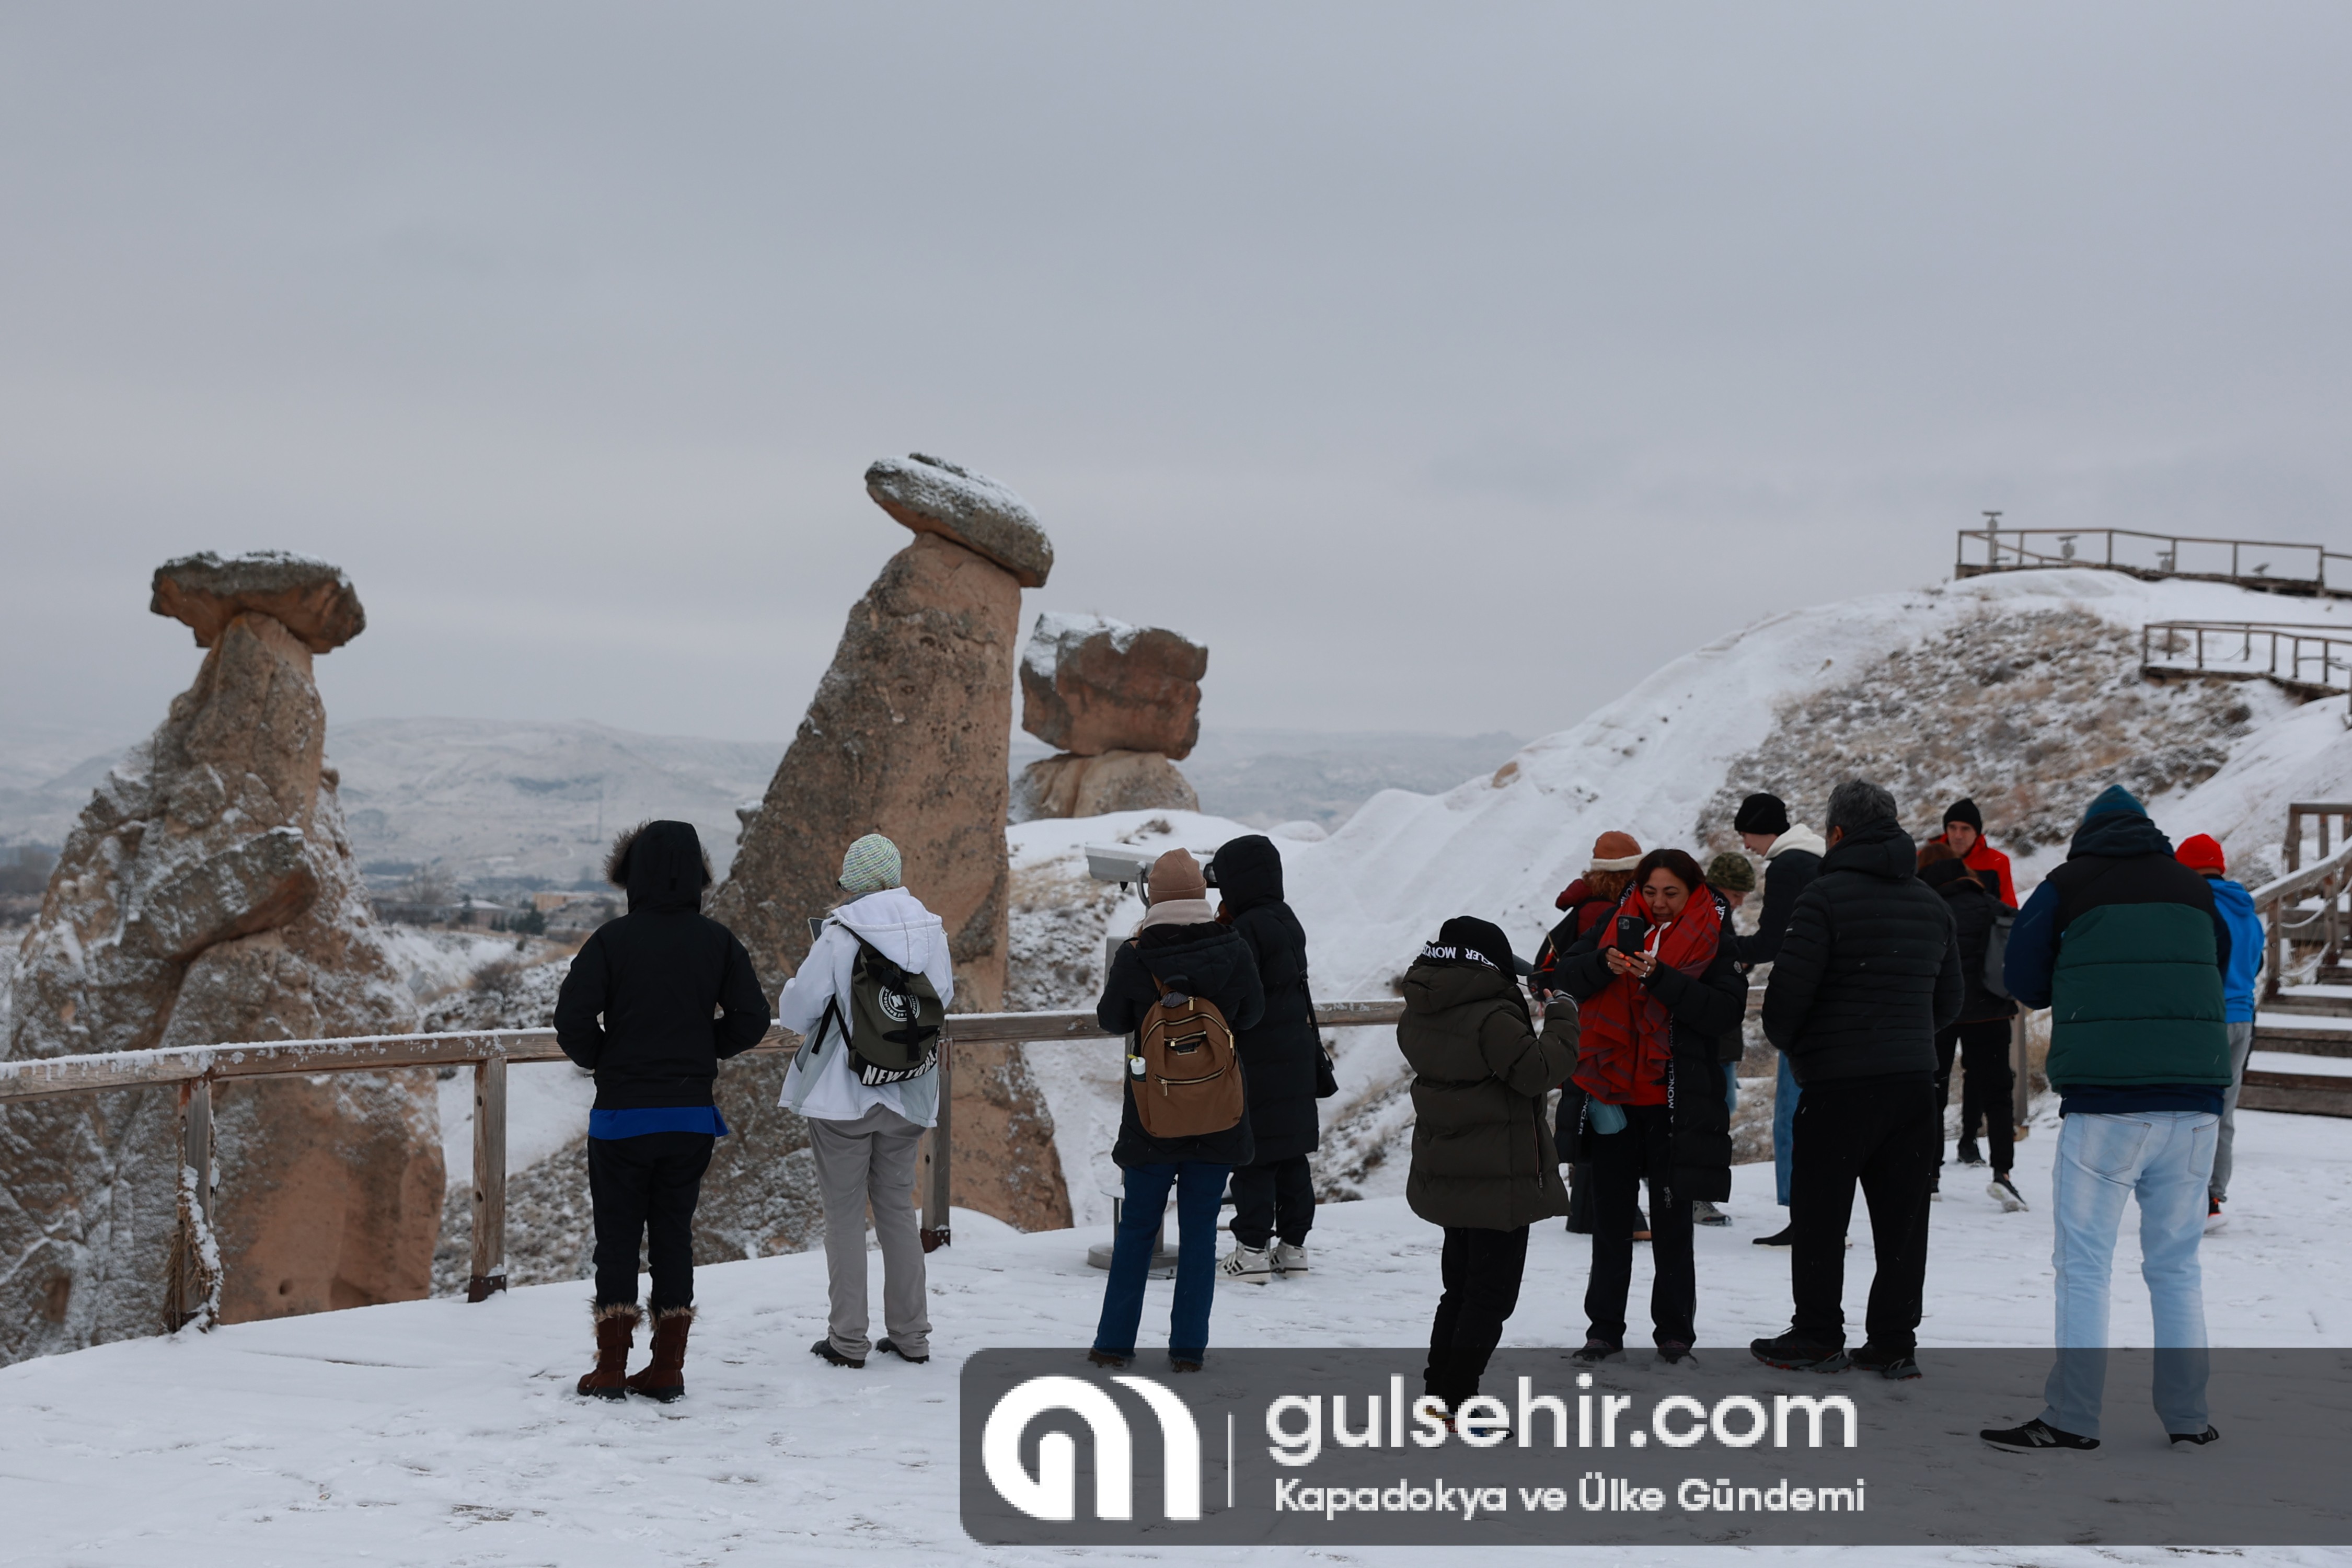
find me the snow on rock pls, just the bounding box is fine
[863,451,1054,587]
[3,1102,2346,1565]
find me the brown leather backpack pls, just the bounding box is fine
[1128,961,1246,1139]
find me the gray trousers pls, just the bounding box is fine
[807,1103,931,1360]
[2211,1020,2255,1203]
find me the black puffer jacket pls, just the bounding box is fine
[1211,835,1323,1163]
[1920,858,2016,1025]
[1552,890,1746,1204]
[554,821,771,1110]
[1397,960,1576,1230]
[1098,919,1267,1167]
[1730,834,1824,967]
[1761,820,1963,1084]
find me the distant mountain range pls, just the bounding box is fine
[3,719,1522,890]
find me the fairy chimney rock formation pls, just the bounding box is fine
[1012,613,1207,821]
[706,455,1070,1242]
[0,552,440,1362]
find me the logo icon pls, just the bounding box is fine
[879,987,915,1023]
[981,1374,1201,1521]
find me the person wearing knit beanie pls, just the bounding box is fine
[1931,795,2018,910]
[1148,848,1208,904]
[1705,850,1757,903]
[1423,915,1518,977]
[2175,831,2262,1227]
[2174,834,2227,876]
[1734,793,1791,838]
[1944,798,1985,834]
[1588,832,1642,873]
[837,834,903,896]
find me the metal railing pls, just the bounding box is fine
[1957,527,2352,598]
[0,999,1407,1331]
[2140,621,2352,711]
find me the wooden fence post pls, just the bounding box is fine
[921,1036,952,1252]
[166,1077,216,1332]
[467,1057,508,1301]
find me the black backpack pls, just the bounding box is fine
[810,931,944,1085]
[1984,905,2017,999]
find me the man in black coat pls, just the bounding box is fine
[1208,835,1324,1283]
[1730,791,1829,1242]
[554,819,770,1400]
[1754,781,1962,1377]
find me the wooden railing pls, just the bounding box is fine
[1956,526,2352,598]
[2251,837,2352,1000]
[2140,620,2352,702]
[0,999,1407,1330]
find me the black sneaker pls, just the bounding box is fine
[876,1336,929,1365]
[1655,1342,1694,1365]
[1846,1343,1922,1380]
[2170,1425,2220,1447]
[1750,1332,1846,1371]
[1571,1339,1625,1365]
[1957,1139,1986,1167]
[810,1338,865,1369]
[1751,1225,1796,1248]
[1981,1417,2097,1451]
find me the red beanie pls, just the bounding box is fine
[2175,834,2226,875]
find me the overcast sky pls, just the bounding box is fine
[4,3,2347,755]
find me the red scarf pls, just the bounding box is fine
[1573,889,1723,1107]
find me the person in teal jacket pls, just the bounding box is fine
[2174,833,2264,1229]
[1983,785,2232,1455]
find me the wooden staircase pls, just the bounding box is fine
[2249,818,2352,1117]
[2250,976,2352,1117]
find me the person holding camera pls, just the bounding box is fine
[1399,917,1577,1413]
[778,834,955,1371]
[1089,848,1265,1372]
[1207,835,1327,1285]
[555,820,771,1402]
[1553,849,1746,1363]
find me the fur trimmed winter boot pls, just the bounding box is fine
[577,1302,640,1400]
[625,1305,695,1403]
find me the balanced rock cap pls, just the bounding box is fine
[151,550,366,653]
[865,453,1055,589]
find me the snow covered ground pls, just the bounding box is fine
[5,1100,2346,1565]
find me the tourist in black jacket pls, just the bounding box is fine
[554,819,770,1401]
[1729,791,1829,1239]
[1554,849,1746,1361]
[1207,835,1324,1285]
[1089,848,1266,1371]
[1918,845,2022,1206]
[1753,782,1961,1377]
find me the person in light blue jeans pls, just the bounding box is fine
[2042,1109,2219,1439]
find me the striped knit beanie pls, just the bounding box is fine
[838,834,903,895]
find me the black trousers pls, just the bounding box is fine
[1935,1020,2016,1173]
[1584,1103,1694,1348]
[587,1131,715,1312]
[1229,1154,1316,1250]
[1790,1078,1936,1353]
[1424,1225,1529,1408]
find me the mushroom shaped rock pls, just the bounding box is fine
[1020,613,1208,759]
[864,453,1054,589]
[151,550,366,653]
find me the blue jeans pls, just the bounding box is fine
[1773,1052,1801,1206]
[1093,1162,1229,1363]
[2040,1110,2219,1439]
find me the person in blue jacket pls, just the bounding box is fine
[2174,834,2264,1231]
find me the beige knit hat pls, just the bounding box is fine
[1147,848,1207,904]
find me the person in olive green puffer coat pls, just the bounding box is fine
[1398,916,1577,1413]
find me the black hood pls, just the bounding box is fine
[609,820,712,914]
[2069,807,2173,861]
[1821,817,1919,881]
[1920,857,1985,896]
[1212,834,1285,913]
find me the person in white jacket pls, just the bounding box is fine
[777,834,954,1369]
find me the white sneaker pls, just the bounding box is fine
[1989,1175,2028,1213]
[1271,1242,1310,1276]
[1219,1244,1272,1285]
